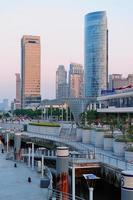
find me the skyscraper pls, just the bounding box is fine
[15,73,21,109]
[21,35,41,108]
[69,63,84,98]
[56,65,68,99]
[84,11,108,97]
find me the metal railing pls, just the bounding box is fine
[69,152,133,171]
[48,188,85,200]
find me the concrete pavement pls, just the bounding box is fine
[0,151,49,200]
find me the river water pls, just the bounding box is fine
[75,178,121,200]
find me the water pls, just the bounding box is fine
[75,178,121,200]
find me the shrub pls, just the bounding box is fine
[104,135,113,138]
[115,135,133,142]
[125,146,133,152]
[29,122,60,127]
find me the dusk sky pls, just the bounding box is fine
[0,0,133,102]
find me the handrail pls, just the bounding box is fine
[48,188,85,200]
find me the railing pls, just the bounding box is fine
[1,126,133,172]
[95,153,133,171]
[48,188,85,200]
[69,152,133,171]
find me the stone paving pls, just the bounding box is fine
[0,151,48,200]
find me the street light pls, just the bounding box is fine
[26,142,34,170]
[38,147,46,177]
[83,174,100,200]
[5,129,10,153]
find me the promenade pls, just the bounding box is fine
[0,151,48,200]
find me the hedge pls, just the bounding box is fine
[29,122,60,127]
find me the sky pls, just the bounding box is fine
[0,0,133,102]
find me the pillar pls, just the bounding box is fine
[56,147,69,199]
[14,133,21,160]
[121,171,133,200]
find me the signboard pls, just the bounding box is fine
[83,174,100,180]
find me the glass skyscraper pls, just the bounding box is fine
[84,11,108,97]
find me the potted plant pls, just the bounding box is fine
[81,126,92,144]
[103,132,114,151]
[94,128,108,148]
[113,135,132,157]
[125,145,133,162]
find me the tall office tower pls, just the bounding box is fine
[21,35,41,108]
[69,63,84,98]
[15,73,21,109]
[3,99,9,111]
[84,11,108,97]
[56,65,68,99]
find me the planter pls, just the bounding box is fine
[113,140,127,156]
[76,128,82,142]
[27,125,60,136]
[82,129,92,144]
[125,150,133,162]
[90,129,96,145]
[94,130,105,148]
[103,137,113,151]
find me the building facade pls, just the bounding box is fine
[56,65,68,99]
[21,35,41,108]
[84,11,108,97]
[14,73,21,109]
[109,74,133,90]
[69,63,84,98]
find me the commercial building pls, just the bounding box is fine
[96,87,133,113]
[14,73,21,109]
[84,11,108,97]
[56,65,68,99]
[21,35,41,108]
[0,99,9,111]
[69,63,84,98]
[109,74,133,90]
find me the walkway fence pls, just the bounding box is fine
[48,188,85,200]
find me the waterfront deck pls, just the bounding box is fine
[0,152,48,200]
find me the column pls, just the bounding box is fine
[121,171,133,200]
[56,147,69,198]
[14,133,21,160]
[31,143,34,170]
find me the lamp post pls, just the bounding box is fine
[28,147,31,167]
[72,165,75,200]
[6,129,10,153]
[70,152,78,200]
[38,147,46,177]
[83,174,100,200]
[26,142,34,170]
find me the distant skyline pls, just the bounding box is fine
[0,0,133,101]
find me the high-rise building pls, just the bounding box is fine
[109,74,133,90]
[69,63,84,98]
[14,73,21,109]
[84,11,108,97]
[21,35,41,108]
[0,99,9,111]
[56,65,68,99]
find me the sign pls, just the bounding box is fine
[83,174,100,180]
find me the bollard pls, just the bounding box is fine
[121,171,133,200]
[28,177,31,183]
[14,163,17,168]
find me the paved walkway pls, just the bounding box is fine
[0,151,48,200]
